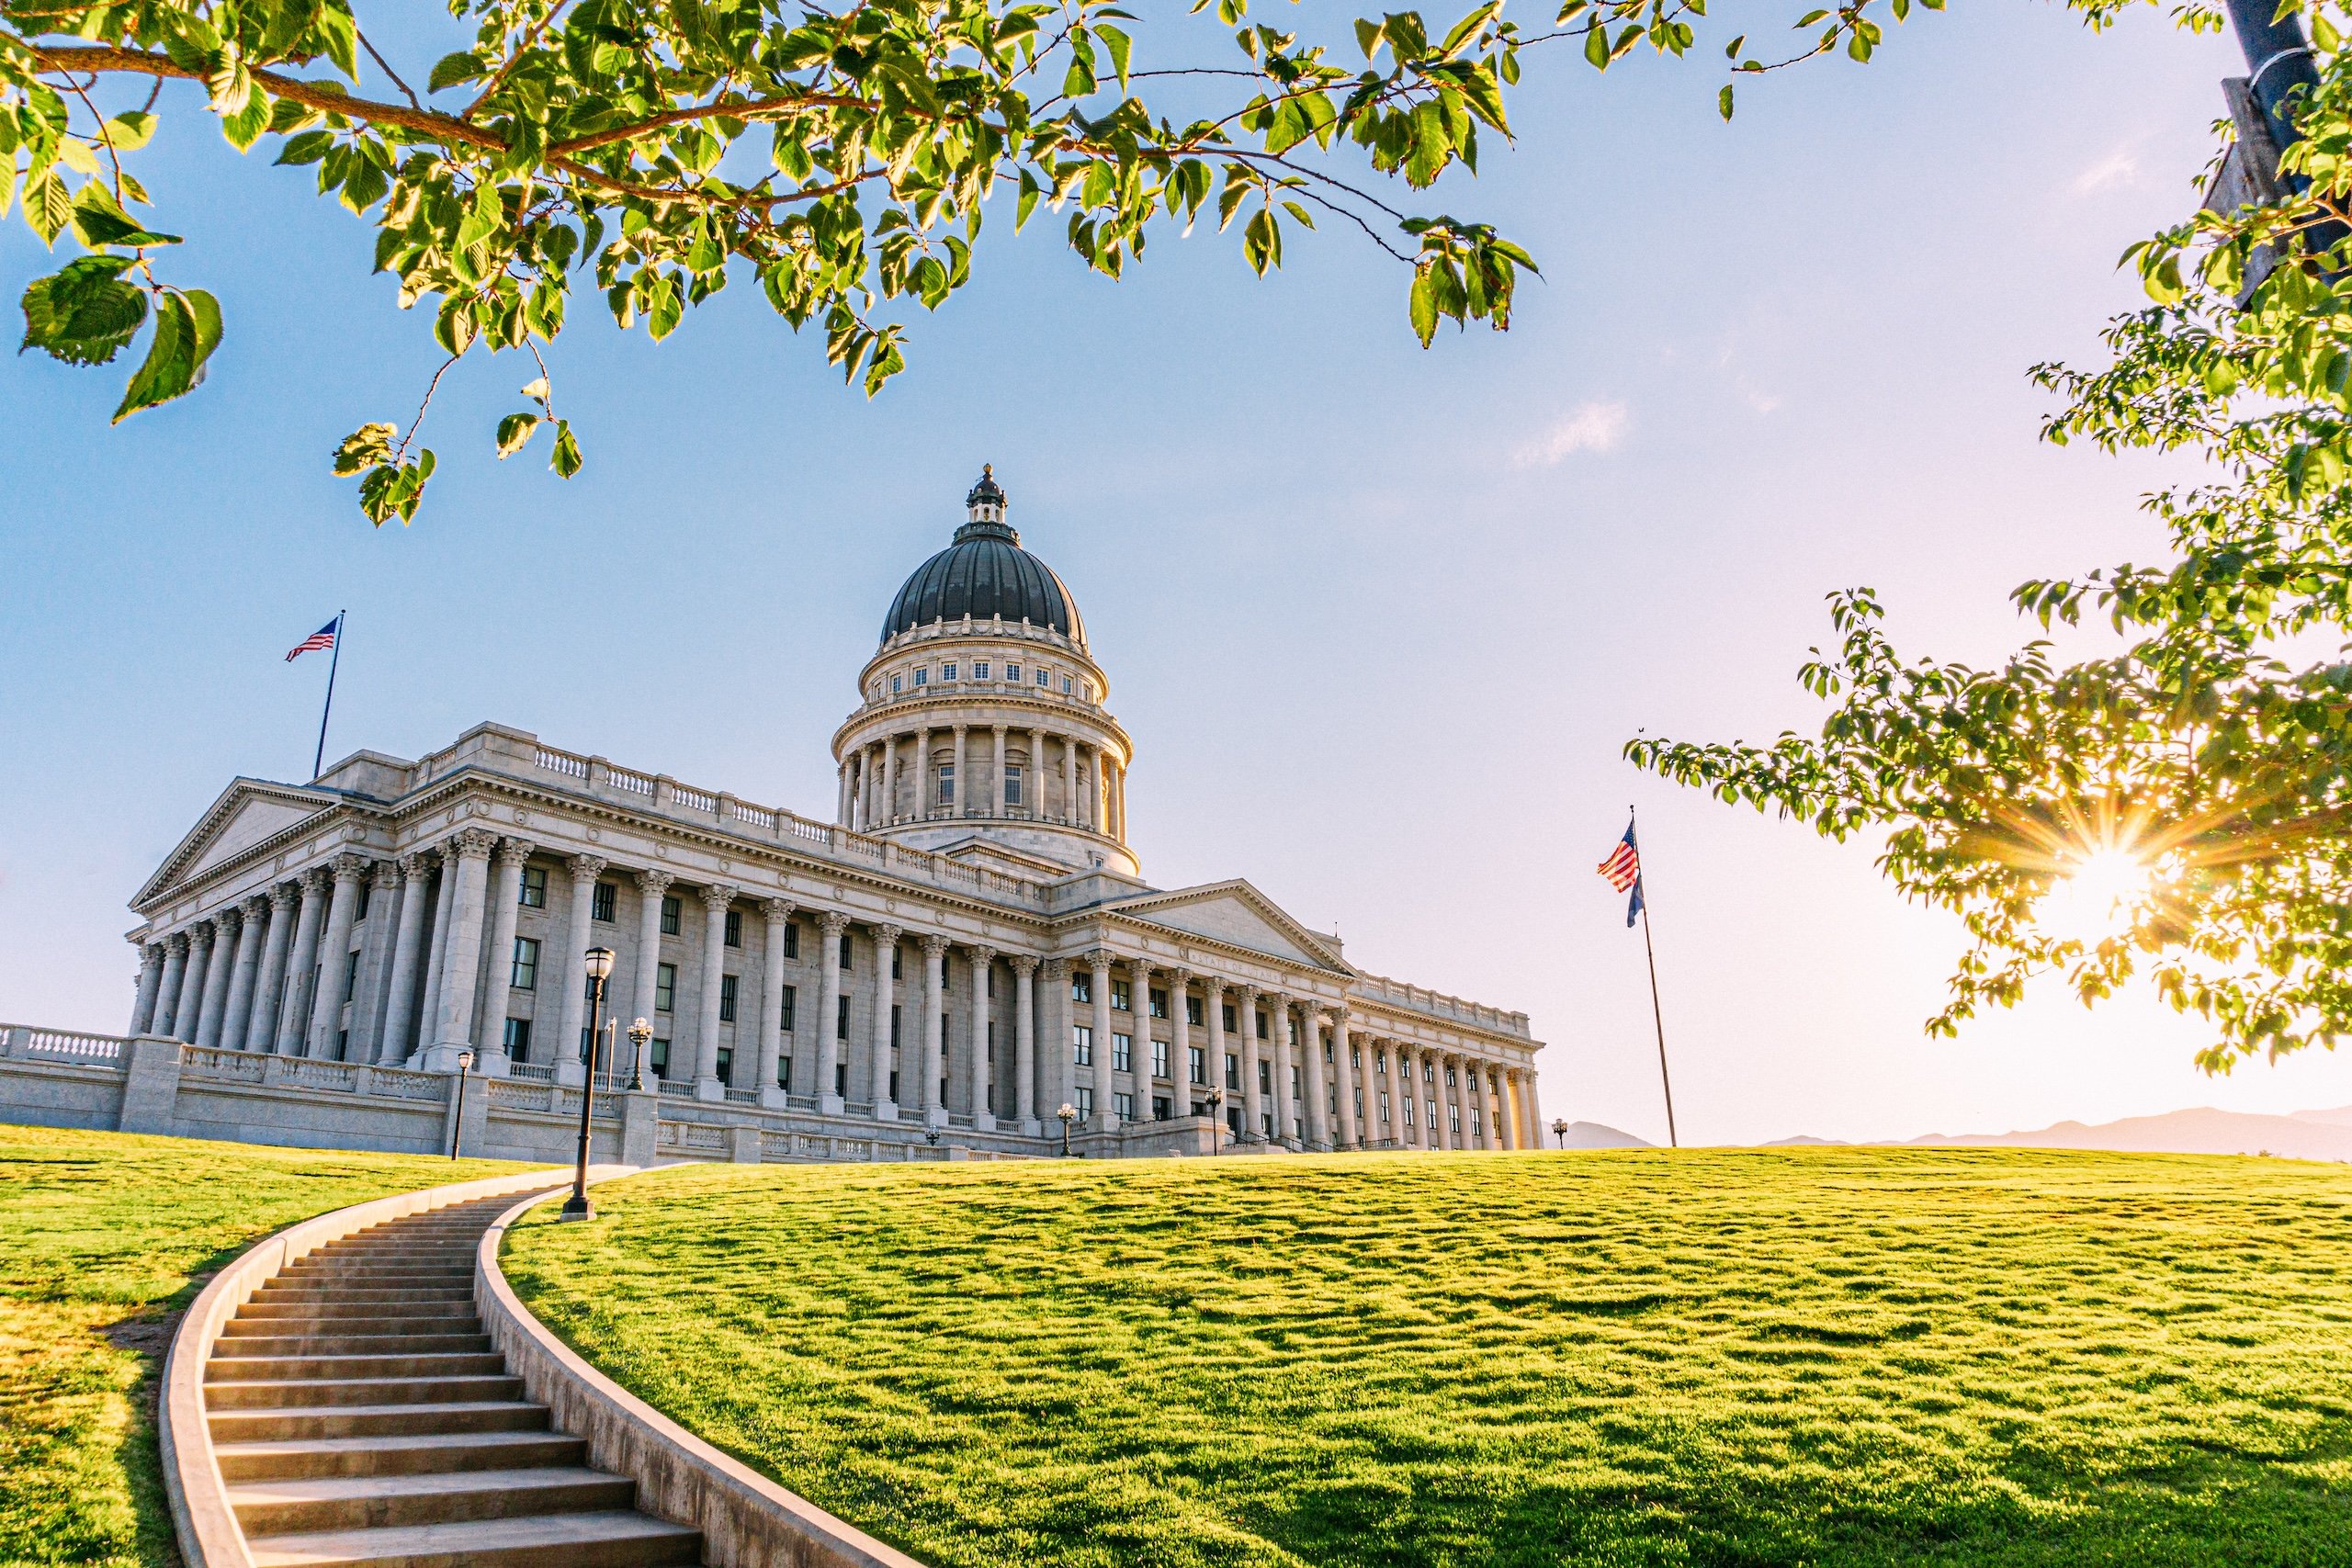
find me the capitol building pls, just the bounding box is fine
[106,471,1546,1159]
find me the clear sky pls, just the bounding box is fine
[8,0,2347,1145]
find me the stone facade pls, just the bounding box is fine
[102,472,1544,1160]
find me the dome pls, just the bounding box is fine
[880,468,1086,647]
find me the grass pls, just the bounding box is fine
[0,1123,529,1568]
[501,1147,2352,1568]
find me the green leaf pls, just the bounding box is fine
[20,255,146,365]
[276,130,334,166]
[495,411,540,457]
[100,112,156,152]
[1098,23,1133,91]
[549,418,582,477]
[222,89,271,152]
[23,172,73,246]
[429,51,488,93]
[1719,83,1735,120]
[113,290,198,422]
[1584,23,1610,68]
[71,185,181,249]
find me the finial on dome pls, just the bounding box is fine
[958,463,1014,541]
[966,464,1006,511]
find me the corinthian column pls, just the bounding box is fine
[1330,1010,1357,1148]
[951,724,969,817]
[426,830,498,1067]
[305,854,369,1056]
[551,854,605,1083]
[695,884,736,1100]
[1203,980,1227,1132]
[968,945,996,1128]
[818,911,850,1113]
[220,899,268,1048]
[1059,736,1077,826]
[1301,1002,1330,1148]
[989,726,1007,818]
[759,897,795,1108]
[274,869,329,1055]
[130,942,165,1035]
[1080,950,1113,1132]
[628,870,673,1074]
[881,735,899,824]
[869,922,901,1117]
[920,933,948,1124]
[1127,958,1152,1122]
[247,884,298,1053]
[175,921,214,1044]
[1234,984,1261,1139]
[1394,1042,1419,1148]
[474,840,533,1058]
[1012,954,1039,1134]
[191,918,234,1046]
[1166,967,1191,1119]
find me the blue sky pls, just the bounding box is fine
[9,0,2349,1144]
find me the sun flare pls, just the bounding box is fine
[2041,848,2154,946]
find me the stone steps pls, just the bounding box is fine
[208,1197,703,1568]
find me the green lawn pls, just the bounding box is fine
[502,1147,2352,1568]
[0,1123,529,1568]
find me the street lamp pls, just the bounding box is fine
[1552,1117,1569,1151]
[1056,1101,1078,1156]
[628,1017,652,1092]
[448,1048,476,1159]
[924,1126,941,1147]
[564,946,615,1221]
[1205,1087,1226,1151]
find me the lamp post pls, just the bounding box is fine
[628,1017,652,1092]
[1057,1101,1077,1156]
[447,1048,476,1159]
[1552,1117,1569,1151]
[1205,1087,1226,1151]
[564,946,615,1221]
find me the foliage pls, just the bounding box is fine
[1,0,1959,522]
[0,1122,525,1568]
[1630,5,2352,1072]
[506,1149,2352,1568]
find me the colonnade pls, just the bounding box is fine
[839,723,1127,840]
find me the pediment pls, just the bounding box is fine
[1111,880,1351,973]
[134,781,335,908]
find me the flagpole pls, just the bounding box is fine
[311,611,345,781]
[1631,805,1679,1149]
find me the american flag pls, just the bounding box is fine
[1598,818,1645,927]
[285,617,340,662]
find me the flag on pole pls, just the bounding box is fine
[1597,821,1644,927]
[285,617,341,662]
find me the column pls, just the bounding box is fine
[222,899,268,1048]
[918,933,947,1123]
[989,726,1007,817]
[950,724,969,817]
[837,759,854,826]
[129,942,164,1035]
[1026,728,1045,815]
[628,870,673,1064]
[428,829,497,1064]
[174,922,214,1043]
[1166,967,1191,1118]
[1060,735,1077,826]
[1497,1066,1521,1150]
[1236,984,1261,1139]
[475,841,533,1055]
[349,861,401,1061]
[152,934,188,1040]
[1128,958,1155,1124]
[915,727,934,816]
[1203,980,1227,1134]
[1012,954,1039,1134]
[1301,1003,1330,1148]
[759,897,794,1108]
[192,914,237,1048]
[819,911,850,1113]
[881,735,899,824]
[413,851,460,1063]
[693,884,735,1100]
[377,854,433,1065]
[1522,1069,1544,1150]
[1440,1054,1464,1150]
[273,869,328,1055]
[1331,1009,1356,1149]
[1392,1042,1416,1148]
[1114,755,1128,842]
[968,945,995,1128]
[1272,994,1300,1145]
[305,854,368,1055]
[246,884,298,1052]
[869,922,900,1116]
[1087,951,1115,1133]
[551,855,605,1081]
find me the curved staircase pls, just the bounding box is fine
[202,1193,703,1567]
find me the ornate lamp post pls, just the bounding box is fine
[628,1017,652,1092]
[1204,1086,1226,1151]
[563,946,615,1221]
[1552,1117,1569,1151]
[447,1048,476,1159]
[1056,1101,1078,1157]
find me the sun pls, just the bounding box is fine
[2040,848,2154,946]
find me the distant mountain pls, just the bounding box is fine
[1905,1107,2352,1163]
[1552,1121,1654,1150]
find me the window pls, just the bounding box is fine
[1292,1066,1303,1099]
[1152,1096,1170,1121]
[1072,1024,1094,1066]
[520,865,547,908]
[1255,1010,1270,1041]
[836,1062,848,1096]
[716,1046,734,1086]
[1472,1110,1484,1136]
[837,995,850,1039]
[1188,1045,1204,1085]
[1062,675,1074,694]
[891,1005,902,1046]
[779,985,797,1033]
[724,909,742,948]
[890,944,902,980]
[1004,765,1023,807]
[778,1054,793,1090]
[1351,1043,1363,1067]
[592,882,617,922]
[661,896,682,936]
[511,937,539,990]
[1186,995,1204,1028]
[782,921,798,959]
[889,1070,900,1100]
[650,1037,672,1079]
[1148,987,1168,1020]
[1112,1033,1133,1072]
[1225,1054,1240,1089]
[1445,1066,1458,1089]
[1151,1039,1170,1079]
[840,931,854,969]
[1082,682,1095,702]
[1403,1095,1416,1127]
[1076,1086,1094,1118]
[1259,1060,1272,1094]
[354,882,370,922]
[935,764,955,806]
[1222,1003,1237,1033]
[1379,1090,1392,1123]
[1035,667,1050,687]
[1115,1091,1136,1122]
[1425,1062,1438,1085]
[1429,1097,1440,1128]
[342,948,360,1002]
[973,660,989,679]
[501,1017,532,1058]
[869,682,882,702]
[335,1028,350,1059]
[913,667,928,687]
[719,974,738,1023]
[1111,980,1131,1011]
[1450,1108,1462,1135]
[942,661,958,681]
[655,963,676,1012]
[1006,663,1022,682]
[1071,970,1092,1004]
[890,673,903,694]
[1323,1038,1335,1064]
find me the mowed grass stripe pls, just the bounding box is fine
[501,1147,2352,1567]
